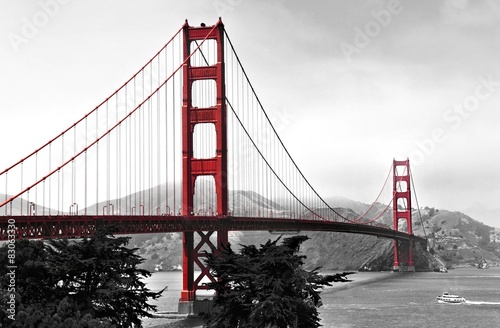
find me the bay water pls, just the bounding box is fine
[143,267,500,327]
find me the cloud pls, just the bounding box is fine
[441,0,500,26]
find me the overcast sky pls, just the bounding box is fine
[1,0,499,226]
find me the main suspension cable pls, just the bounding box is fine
[223,29,349,222]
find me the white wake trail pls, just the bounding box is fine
[465,300,500,305]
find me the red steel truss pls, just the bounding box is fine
[0,215,427,244]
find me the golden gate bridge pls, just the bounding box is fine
[0,19,426,312]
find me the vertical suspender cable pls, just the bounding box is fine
[84,116,88,215]
[133,78,137,212]
[125,84,129,214]
[95,109,99,215]
[117,91,120,214]
[49,144,51,215]
[172,42,177,214]
[147,68,151,214]
[165,48,169,214]
[140,70,144,213]
[20,162,23,215]
[61,135,64,214]
[72,125,76,213]
[42,176,45,216]
[57,169,60,215]
[3,173,5,216]
[106,101,110,213]
[35,153,38,215]
[129,85,133,214]
[157,55,161,215]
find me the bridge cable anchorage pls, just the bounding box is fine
[0,23,218,210]
[223,29,349,222]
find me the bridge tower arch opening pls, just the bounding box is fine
[179,19,228,314]
[393,159,415,272]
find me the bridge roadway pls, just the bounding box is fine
[0,215,426,245]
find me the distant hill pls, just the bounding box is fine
[413,207,500,268]
[0,193,55,216]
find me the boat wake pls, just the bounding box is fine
[465,300,500,305]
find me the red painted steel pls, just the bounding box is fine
[0,215,427,244]
[181,18,228,305]
[393,159,415,271]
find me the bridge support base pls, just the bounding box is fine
[393,265,415,272]
[178,301,194,314]
[178,299,214,314]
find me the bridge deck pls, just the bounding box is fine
[1,215,426,245]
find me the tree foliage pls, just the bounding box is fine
[203,235,353,328]
[0,226,163,328]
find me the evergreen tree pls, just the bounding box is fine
[46,226,164,327]
[203,235,353,328]
[0,226,163,328]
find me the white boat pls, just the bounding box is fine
[436,292,466,304]
[477,258,489,269]
[439,267,448,273]
[154,262,164,272]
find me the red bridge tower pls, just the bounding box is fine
[179,19,228,313]
[393,159,415,272]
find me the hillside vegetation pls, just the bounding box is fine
[414,207,500,268]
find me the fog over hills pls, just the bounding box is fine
[461,204,500,229]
